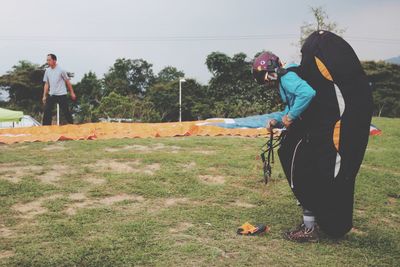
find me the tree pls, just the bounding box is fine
[146,79,209,122]
[137,99,162,122]
[156,66,185,83]
[299,6,346,46]
[0,61,45,119]
[362,61,400,117]
[75,72,102,105]
[94,91,161,122]
[94,92,136,119]
[103,58,155,97]
[205,52,281,118]
[73,71,103,123]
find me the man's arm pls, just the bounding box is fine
[43,82,49,104]
[61,70,76,101]
[65,79,76,101]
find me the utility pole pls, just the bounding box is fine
[179,78,186,122]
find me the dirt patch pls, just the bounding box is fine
[355,208,366,215]
[351,227,367,236]
[198,175,225,185]
[0,163,72,185]
[64,193,145,216]
[104,147,122,152]
[12,194,63,219]
[37,165,70,185]
[0,164,43,183]
[193,150,216,155]
[105,143,181,153]
[142,163,161,175]
[90,159,140,173]
[15,145,29,150]
[84,176,107,185]
[169,222,194,233]
[146,197,192,214]
[164,197,189,207]
[0,225,15,238]
[127,144,152,151]
[0,250,15,259]
[42,143,65,151]
[89,159,160,176]
[153,143,181,153]
[98,194,145,205]
[232,200,256,208]
[105,145,149,152]
[64,201,93,216]
[0,144,10,149]
[68,193,87,201]
[179,161,197,171]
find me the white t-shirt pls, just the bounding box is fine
[43,65,69,96]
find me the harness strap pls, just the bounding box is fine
[260,130,286,184]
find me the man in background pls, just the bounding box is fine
[42,53,76,125]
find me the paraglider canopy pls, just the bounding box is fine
[0,108,23,122]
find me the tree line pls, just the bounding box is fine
[0,54,399,124]
[0,52,281,123]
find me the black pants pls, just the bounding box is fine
[42,95,73,125]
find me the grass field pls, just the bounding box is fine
[0,117,399,266]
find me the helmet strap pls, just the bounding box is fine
[266,72,278,81]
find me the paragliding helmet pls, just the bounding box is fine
[252,51,281,85]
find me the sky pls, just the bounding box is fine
[0,0,399,85]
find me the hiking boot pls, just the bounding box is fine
[283,223,319,243]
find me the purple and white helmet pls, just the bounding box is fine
[252,51,281,84]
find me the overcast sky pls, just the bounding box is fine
[0,0,399,84]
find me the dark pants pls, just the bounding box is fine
[42,95,73,125]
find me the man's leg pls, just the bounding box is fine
[283,208,319,242]
[42,95,55,125]
[58,95,73,124]
[303,208,316,229]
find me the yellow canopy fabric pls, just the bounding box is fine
[0,108,23,123]
[0,121,270,144]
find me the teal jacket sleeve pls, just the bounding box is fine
[281,72,316,120]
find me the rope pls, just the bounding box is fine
[260,129,286,184]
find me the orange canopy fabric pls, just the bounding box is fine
[0,121,270,144]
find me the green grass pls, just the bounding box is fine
[0,117,399,266]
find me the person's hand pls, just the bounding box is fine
[282,115,293,128]
[266,119,277,131]
[70,92,77,101]
[42,95,47,105]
